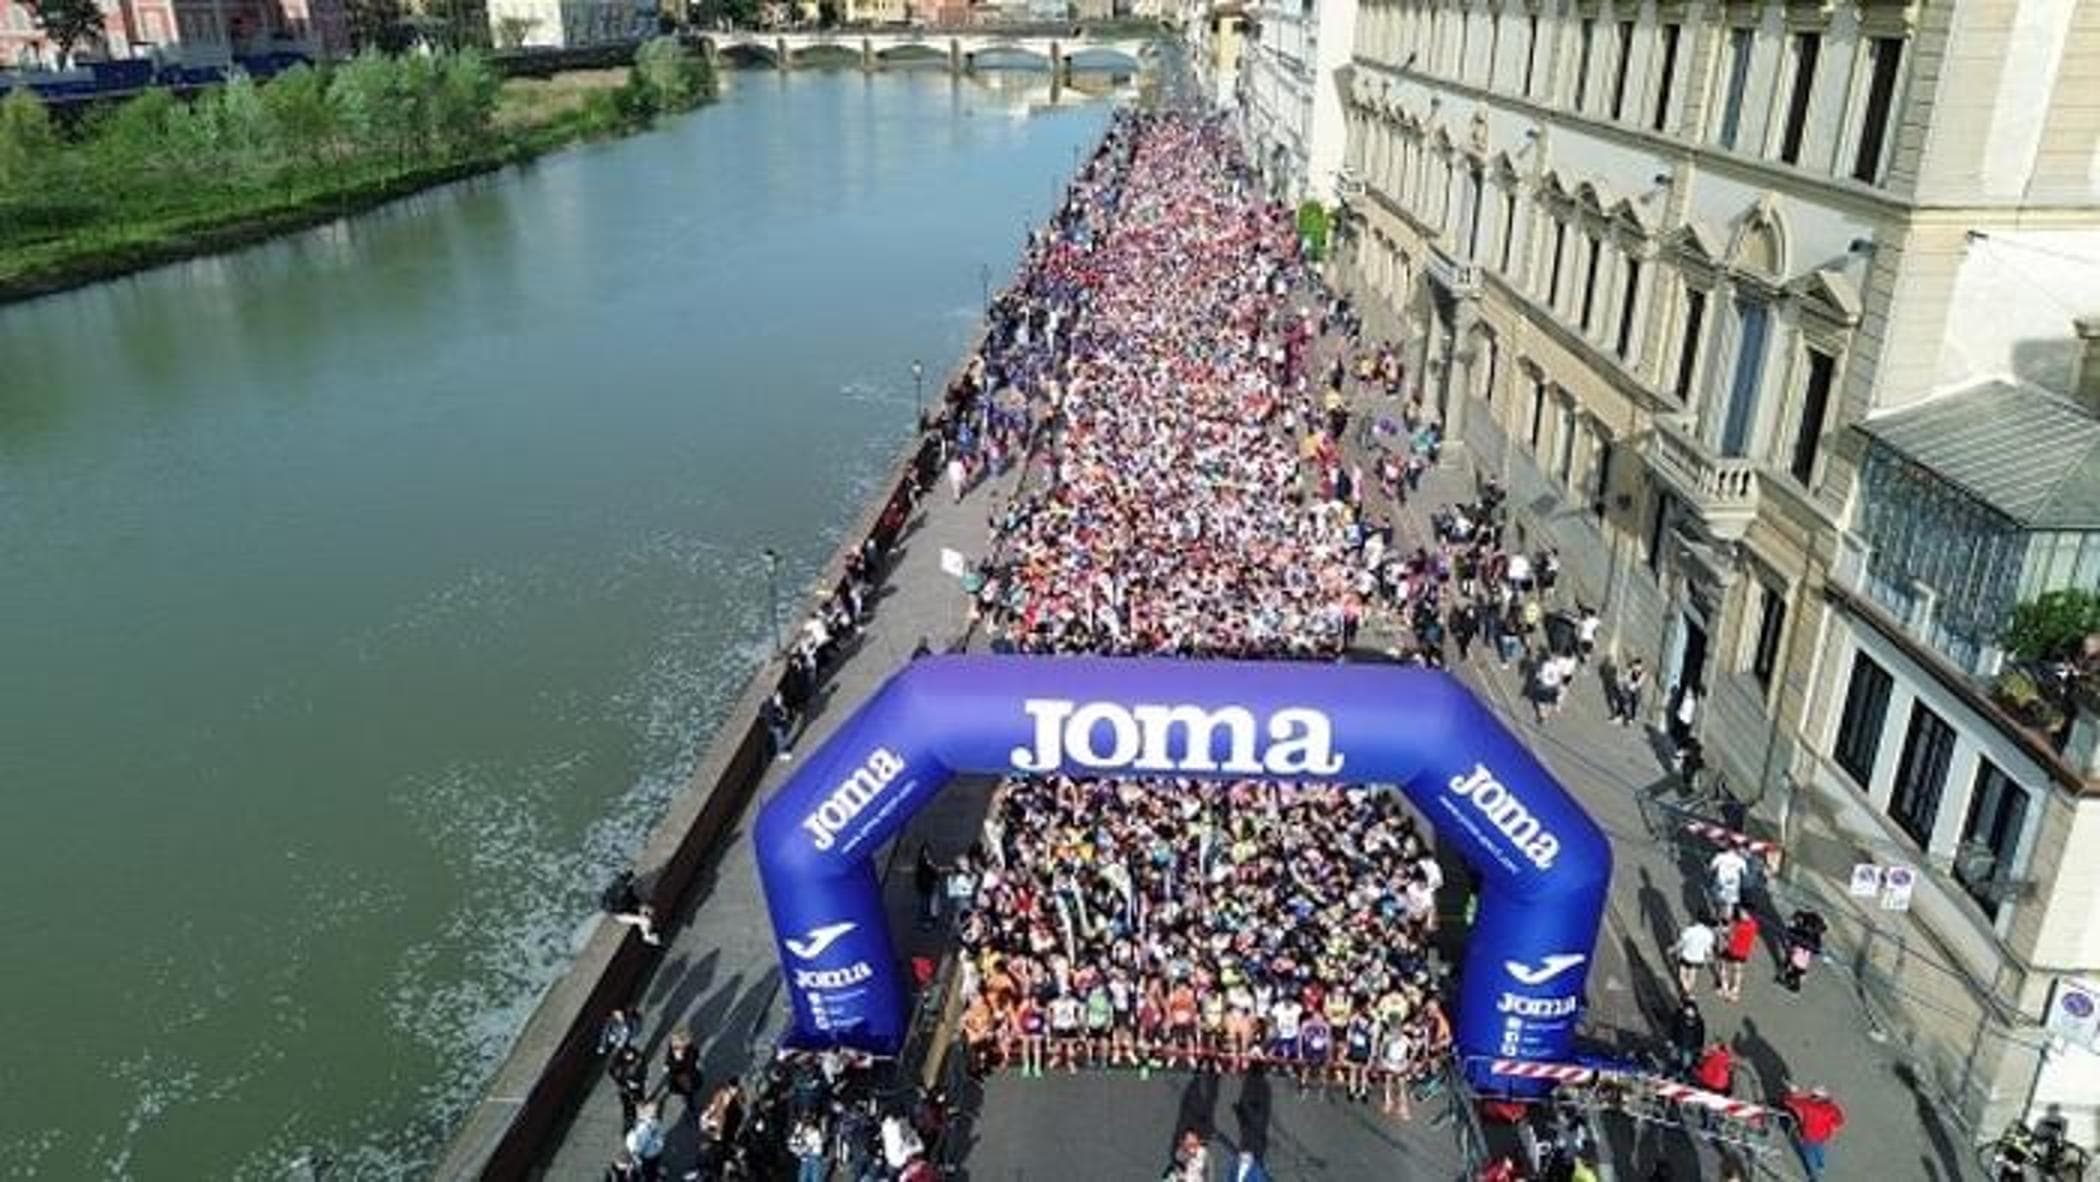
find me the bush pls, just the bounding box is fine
[632,36,713,114]
[2005,589,2100,662]
[1297,199,1330,261]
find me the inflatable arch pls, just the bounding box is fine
[754,655,1611,1082]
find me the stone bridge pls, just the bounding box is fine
[694,29,1155,75]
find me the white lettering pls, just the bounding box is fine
[795,962,875,989]
[1008,698,1345,778]
[1011,698,1075,772]
[1497,992,1580,1018]
[1262,708,1346,775]
[1065,701,1142,768]
[1447,763,1561,870]
[800,748,907,851]
[1131,704,1261,772]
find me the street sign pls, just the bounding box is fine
[1879,864,1916,912]
[1848,864,1882,897]
[2044,978,2100,1052]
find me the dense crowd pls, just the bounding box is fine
[891,109,1463,1124]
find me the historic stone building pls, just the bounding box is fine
[1333,0,2100,1137]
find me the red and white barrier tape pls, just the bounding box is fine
[1487,1059,1596,1083]
[1483,1060,1776,1125]
[1683,820,1782,857]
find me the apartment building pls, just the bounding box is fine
[1335,0,2100,1137]
[1241,0,1357,202]
[0,0,348,67]
[1182,0,1249,109]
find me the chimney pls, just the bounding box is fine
[2075,314,2100,415]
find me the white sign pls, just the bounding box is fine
[2044,977,2100,1053]
[1879,864,1916,912]
[1848,864,1883,898]
[939,548,968,578]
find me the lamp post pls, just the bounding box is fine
[761,547,782,655]
[912,359,925,424]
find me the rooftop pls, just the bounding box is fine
[1857,379,2100,530]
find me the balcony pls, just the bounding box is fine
[1644,414,1759,540]
[1424,243,1480,298]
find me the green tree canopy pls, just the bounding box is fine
[2006,589,2100,663]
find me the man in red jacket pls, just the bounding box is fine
[1693,1043,1735,1095]
[1783,1084,1845,1179]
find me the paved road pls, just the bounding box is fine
[956,1068,1468,1181]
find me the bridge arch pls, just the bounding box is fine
[1062,46,1143,72]
[755,654,1612,1087]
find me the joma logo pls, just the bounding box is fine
[1009,699,1345,777]
[1447,763,1561,870]
[801,748,906,851]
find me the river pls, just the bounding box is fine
[0,68,1117,1178]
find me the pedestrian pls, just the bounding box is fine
[1781,907,1827,992]
[1719,906,1758,1002]
[1693,1041,1734,1096]
[915,843,944,931]
[1670,683,1701,758]
[597,1005,639,1056]
[1534,655,1567,723]
[1782,1083,1846,1179]
[605,1148,642,1182]
[625,1102,666,1181]
[660,1028,701,1125]
[600,870,662,946]
[1671,914,1718,997]
[1576,606,1600,664]
[790,1114,829,1182]
[1708,843,1751,916]
[1668,996,1706,1078]
[1612,658,1646,725]
[1169,1128,1208,1182]
[1233,1148,1274,1182]
[695,1082,743,1182]
[609,1040,648,1131]
[761,691,795,762]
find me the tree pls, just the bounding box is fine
[2005,589,2100,663]
[262,62,343,178]
[23,0,106,69]
[0,88,57,191]
[633,36,711,113]
[429,49,500,158]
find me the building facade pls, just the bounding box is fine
[485,0,651,46]
[1335,0,2100,1138]
[1,0,348,68]
[1182,0,1248,109]
[1240,0,1356,202]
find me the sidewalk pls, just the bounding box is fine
[541,446,1028,1177]
[1309,279,1979,1181]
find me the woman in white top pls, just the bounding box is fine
[1379,1022,1414,1119]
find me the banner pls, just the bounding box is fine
[753,655,1613,1088]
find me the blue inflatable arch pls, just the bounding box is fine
[754,655,1611,1079]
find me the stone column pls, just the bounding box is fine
[777,37,791,70]
[1443,298,1479,442]
[949,38,962,75]
[862,36,874,72]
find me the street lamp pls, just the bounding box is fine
[912,359,925,424]
[761,547,782,655]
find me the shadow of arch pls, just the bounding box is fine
[792,43,864,67]
[1064,47,1142,72]
[717,43,780,67]
[971,46,1054,70]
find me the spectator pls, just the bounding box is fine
[1718,907,1759,1003]
[1782,1084,1846,1180]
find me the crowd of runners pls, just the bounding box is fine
[905,109,1464,1121]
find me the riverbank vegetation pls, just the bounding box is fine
[0,37,715,301]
